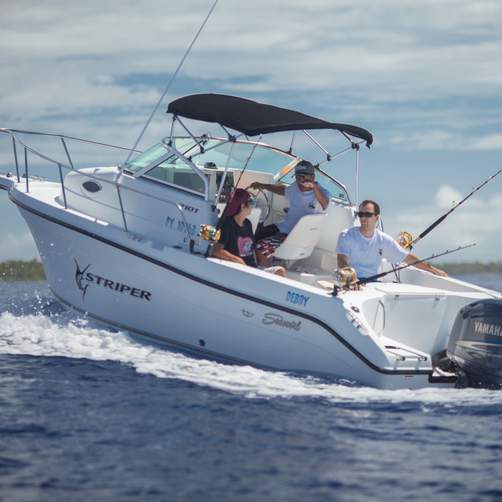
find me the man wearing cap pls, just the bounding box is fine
[249,160,331,241]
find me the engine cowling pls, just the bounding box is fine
[447,299,502,388]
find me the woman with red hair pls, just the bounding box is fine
[213,189,285,277]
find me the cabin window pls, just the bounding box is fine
[82,181,101,193]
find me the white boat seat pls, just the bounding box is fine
[247,207,262,233]
[272,213,327,261]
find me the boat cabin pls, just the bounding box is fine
[61,93,374,285]
[63,135,358,278]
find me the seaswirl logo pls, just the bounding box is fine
[262,312,301,331]
[74,258,152,302]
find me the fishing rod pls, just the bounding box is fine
[403,169,501,249]
[332,243,476,295]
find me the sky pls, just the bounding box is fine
[1,0,502,262]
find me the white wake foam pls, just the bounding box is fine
[1,311,501,406]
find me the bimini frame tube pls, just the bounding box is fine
[215,141,236,203]
[303,130,332,161]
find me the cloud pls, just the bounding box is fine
[0,232,39,262]
[3,0,502,132]
[1,0,502,262]
[390,130,502,151]
[489,194,502,208]
[469,134,502,150]
[384,185,502,261]
[391,131,455,150]
[435,185,463,209]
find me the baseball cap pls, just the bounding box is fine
[295,160,315,176]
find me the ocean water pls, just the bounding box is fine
[1,276,502,501]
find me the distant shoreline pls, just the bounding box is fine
[436,262,502,274]
[0,260,46,281]
[1,259,502,281]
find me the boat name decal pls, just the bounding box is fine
[74,259,152,302]
[241,309,255,318]
[286,291,310,307]
[474,321,502,338]
[165,216,197,236]
[262,312,301,331]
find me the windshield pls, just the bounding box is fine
[123,137,295,175]
[188,138,294,172]
[122,142,170,173]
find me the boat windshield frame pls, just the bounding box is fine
[122,141,210,199]
[120,134,353,204]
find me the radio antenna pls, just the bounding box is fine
[125,0,219,163]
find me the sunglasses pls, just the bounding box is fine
[356,211,376,218]
[246,198,257,208]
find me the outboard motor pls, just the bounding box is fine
[447,299,502,388]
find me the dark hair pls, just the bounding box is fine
[359,199,380,215]
[226,188,251,216]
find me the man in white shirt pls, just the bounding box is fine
[250,160,331,241]
[336,199,447,280]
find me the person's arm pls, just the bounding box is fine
[336,230,351,270]
[298,180,330,210]
[312,182,329,210]
[212,243,247,265]
[255,249,270,267]
[404,253,448,277]
[337,253,350,269]
[248,181,286,196]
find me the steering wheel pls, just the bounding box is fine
[246,186,271,223]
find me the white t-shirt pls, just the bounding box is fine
[276,182,331,234]
[336,227,409,279]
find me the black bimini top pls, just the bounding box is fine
[167,93,373,146]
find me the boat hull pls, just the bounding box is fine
[13,193,444,389]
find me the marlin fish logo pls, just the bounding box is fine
[74,258,91,300]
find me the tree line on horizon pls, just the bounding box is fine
[0,259,46,281]
[1,259,502,281]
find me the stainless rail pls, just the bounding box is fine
[385,345,428,362]
[0,128,195,249]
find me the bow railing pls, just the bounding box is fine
[0,128,195,247]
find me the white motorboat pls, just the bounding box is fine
[1,94,501,389]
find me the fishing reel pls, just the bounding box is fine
[397,231,413,249]
[333,266,359,295]
[199,224,221,241]
[337,267,358,288]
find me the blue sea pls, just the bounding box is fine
[2,275,502,501]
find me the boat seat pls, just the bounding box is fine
[272,213,327,261]
[247,207,262,233]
